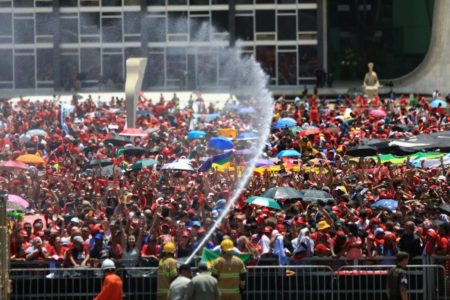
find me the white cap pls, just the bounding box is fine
[438,175,446,181]
[71,217,80,224]
[101,259,116,271]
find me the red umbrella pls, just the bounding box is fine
[0,160,28,170]
[119,128,148,137]
[299,128,321,136]
[369,109,387,118]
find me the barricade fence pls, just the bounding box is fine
[9,257,450,300]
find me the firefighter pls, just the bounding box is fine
[93,259,123,300]
[211,239,247,300]
[157,242,178,300]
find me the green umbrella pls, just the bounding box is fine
[245,196,282,210]
[130,158,158,170]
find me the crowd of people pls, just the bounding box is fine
[2,90,450,272]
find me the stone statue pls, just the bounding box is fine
[125,58,147,129]
[363,62,380,99]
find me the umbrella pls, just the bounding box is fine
[8,194,29,209]
[87,158,113,168]
[147,146,160,155]
[94,165,123,177]
[208,137,234,150]
[254,159,274,167]
[105,135,131,146]
[123,146,145,156]
[0,160,28,170]
[289,126,303,135]
[298,189,334,203]
[262,187,303,200]
[371,199,398,212]
[236,131,258,141]
[369,109,387,118]
[430,99,447,108]
[162,161,194,172]
[137,109,152,116]
[439,204,450,214]
[130,158,158,170]
[7,201,25,211]
[245,196,282,210]
[119,128,148,137]
[272,118,297,129]
[237,107,256,114]
[19,134,31,143]
[276,149,301,158]
[392,124,413,132]
[346,145,378,157]
[26,129,47,137]
[16,154,45,165]
[299,128,320,136]
[187,130,207,140]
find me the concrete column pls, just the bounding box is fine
[229,0,236,47]
[125,58,148,129]
[52,0,62,91]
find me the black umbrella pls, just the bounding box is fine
[94,165,123,177]
[298,189,334,203]
[124,146,145,156]
[392,124,413,132]
[147,147,160,155]
[87,158,113,168]
[262,187,303,200]
[105,136,131,146]
[346,145,378,157]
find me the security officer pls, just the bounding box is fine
[386,252,409,300]
[93,259,123,300]
[157,242,178,300]
[211,239,247,300]
[191,262,220,300]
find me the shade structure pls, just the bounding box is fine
[299,128,320,136]
[0,160,28,170]
[162,160,194,172]
[245,196,282,210]
[276,149,301,158]
[16,154,45,165]
[130,158,158,170]
[94,165,123,177]
[346,145,378,157]
[272,118,297,129]
[262,186,303,200]
[123,146,145,156]
[369,109,387,118]
[298,189,334,203]
[26,129,47,137]
[86,158,113,168]
[430,99,447,108]
[119,128,148,137]
[105,135,131,146]
[236,131,258,141]
[208,137,234,150]
[187,130,207,140]
[371,199,398,212]
[8,194,29,209]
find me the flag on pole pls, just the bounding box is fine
[200,248,251,268]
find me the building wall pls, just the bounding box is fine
[0,0,322,91]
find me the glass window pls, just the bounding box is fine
[14,19,34,44]
[168,12,188,34]
[236,0,252,3]
[190,17,210,41]
[212,0,228,3]
[256,10,275,32]
[81,49,101,81]
[13,0,33,7]
[80,13,100,35]
[0,50,13,81]
[124,12,141,34]
[197,53,217,86]
[102,17,123,42]
[124,0,140,4]
[15,55,35,88]
[60,54,79,90]
[60,0,78,6]
[236,16,253,41]
[211,11,228,33]
[0,13,12,36]
[102,54,123,86]
[147,17,166,42]
[256,46,276,79]
[145,53,165,87]
[166,47,186,82]
[277,15,296,40]
[80,0,99,5]
[278,0,295,3]
[36,13,54,36]
[60,17,78,43]
[298,9,317,31]
[255,0,274,3]
[125,48,142,60]
[278,52,297,85]
[168,0,187,4]
[37,49,54,81]
[298,45,318,77]
[190,0,209,5]
[147,0,165,5]
[102,0,122,6]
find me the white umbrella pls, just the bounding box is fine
[162,161,194,172]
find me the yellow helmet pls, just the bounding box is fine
[220,239,234,253]
[163,242,176,254]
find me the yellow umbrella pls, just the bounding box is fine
[16,154,45,165]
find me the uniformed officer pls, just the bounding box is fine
[386,252,409,300]
[191,262,220,300]
[211,239,247,300]
[157,242,178,300]
[93,259,123,300]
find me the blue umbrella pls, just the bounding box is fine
[193,113,221,122]
[237,107,256,114]
[187,130,207,140]
[276,149,301,158]
[272,118,297,129]
[371,199,398,212]
[224,103,240,110]
[236,131,258,140]
[136,109,152,116]
[430,99,447,108]
[208,137,234,150]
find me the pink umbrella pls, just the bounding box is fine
[369,109,387,118]
[119,128,148,137]
[8,194,29,209]
[0,160,28,170]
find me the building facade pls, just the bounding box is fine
[0,0,324,92]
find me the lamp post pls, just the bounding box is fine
[0,191,10,300]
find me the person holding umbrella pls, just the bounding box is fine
[93,259,123,300]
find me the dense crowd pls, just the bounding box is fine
[2,91,450,271]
